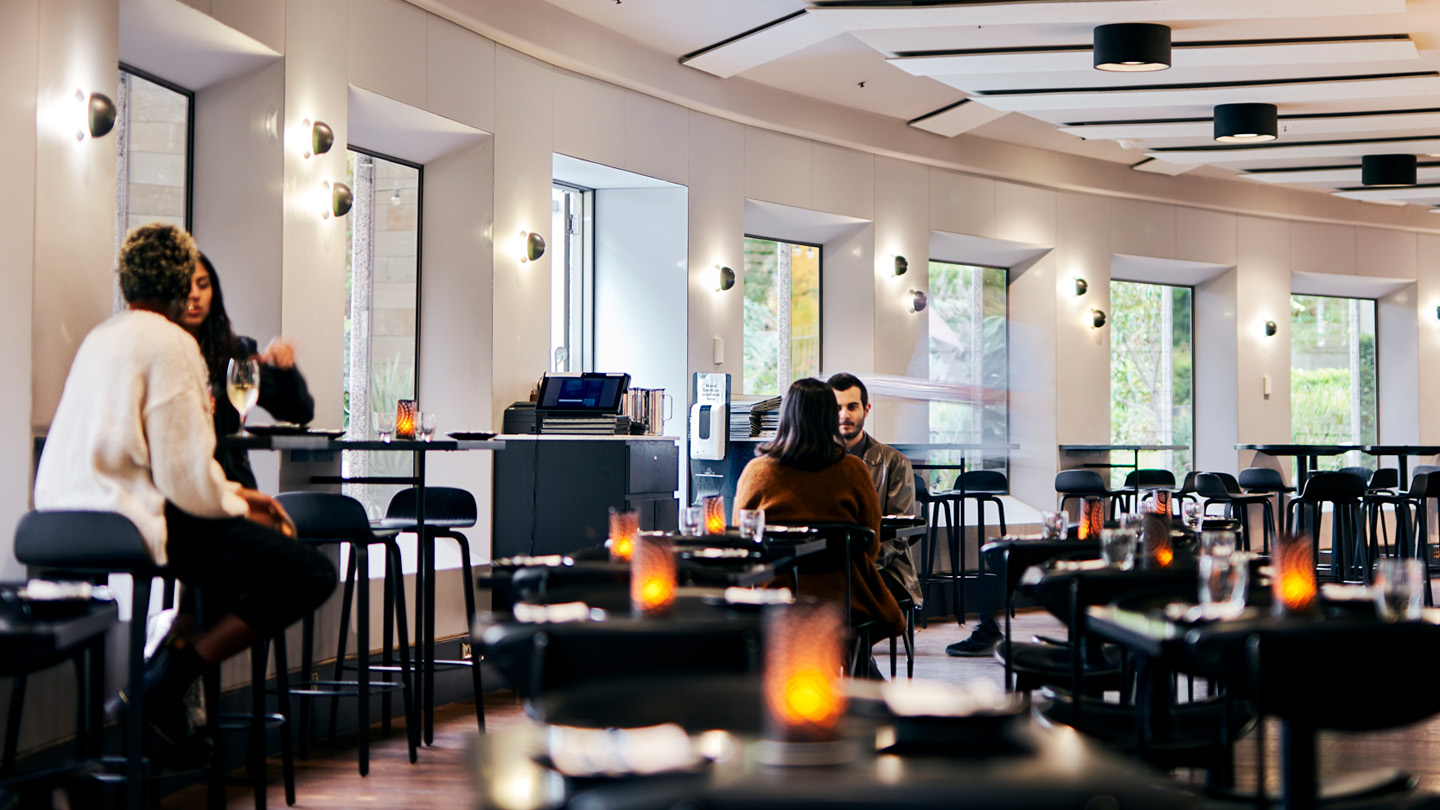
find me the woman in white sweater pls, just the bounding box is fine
[34,223,336,768]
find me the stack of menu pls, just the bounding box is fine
[729,395,781,440]
[539,414,632,435]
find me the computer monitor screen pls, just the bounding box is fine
[536,374,628,413]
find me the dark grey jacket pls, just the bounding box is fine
[850,433,922,605]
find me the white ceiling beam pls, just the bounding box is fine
[890,38,1417,79]
[1060,111,1440,144]
[1242,166,1440,185]
[971,75,1440,113]
[1149,137,1440,165]
[908,99,1009,138]
[811,0,1402,30]
[1131,159,1198,177]
[680,11,836,79]
[1332,184,1440,202]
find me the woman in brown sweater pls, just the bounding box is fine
[733,378,905,640]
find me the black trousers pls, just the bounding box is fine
[164,503,337,637]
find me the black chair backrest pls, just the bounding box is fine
[954,470,1008,494]
[1407,470,1440,499]
[15,510,155,574]
[1367,468,1399,490]
[1055,470,1107,495]
[1188,619,1440,731]
[1412,464,1440,481]
[1195,473,1232,500]
[1238,466,1286,491]
[1297,471,1366,502]
[276,492,372,538]
[1122,468,1176,489]
[1337,466,1374,486]
[384,486,477,524]
[777,522,874,578]
[981,538,1100,596]
[913,473,937,502]
[1174,470,1200,495]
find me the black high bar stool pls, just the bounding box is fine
[1055,470,1113,518]
[1197,472,1276,552]
[951,470,1008,624]
[913,473,963,625]
[1285,471,1368,583]
[374,487,485,737]
[1363,470,1439,606]
[276,493,418,776]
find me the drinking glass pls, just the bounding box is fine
[738,509,766,543]
[375,411,395,443]
[1040,510,1067,541]
[1199,551,1250,620]
[419,412,437,441]
[1100,524,1137,571]
[1200,530,1237,557]
[225,357,260,435]
[1181,500,1203,532]
[1373,558,1425,623]
[678,506,703,537]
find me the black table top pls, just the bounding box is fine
[221,435,505,451]
[1361,445,1440,455]
[1235,443,1356,455]
[1060,444,1189,452]
[0,596,118,662]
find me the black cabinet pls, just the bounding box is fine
[493,437,679,558]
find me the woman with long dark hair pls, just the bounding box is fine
[733,377,903,640]
[179,253,314,488]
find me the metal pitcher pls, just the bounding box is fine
[624,388,673,435]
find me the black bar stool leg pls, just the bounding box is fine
[329,545,357,745]
[451,532,486,731]
[356,542,371,777]
[298,615,313,761]
[250,639,268,810]
[384,539,419,763]
[274,634,296,806]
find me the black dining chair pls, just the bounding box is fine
[1196,473,1276,553]
[948,470,1009,625]
[373,486,485,734]
[1284,471,1368,583]
[1115,469,1177,514]
[1363,470,1440,606]
[276,492,417,777]
[914,474,963,626]
[1055,470,1115,518]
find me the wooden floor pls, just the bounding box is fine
[162,611,1440,807]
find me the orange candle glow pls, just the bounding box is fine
[1273,533,1317,614]
[1079,497,1105,540]
[395,399,417,440]
[761,600,847,757]
[1143,513,1173,568]
[1150,489,1171,517]
[630,534,676,617]
[702,495,726,535]
[608,508,639,562]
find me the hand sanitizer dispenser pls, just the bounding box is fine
[690,402,725,460]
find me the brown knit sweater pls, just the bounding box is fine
[733,453,904,639]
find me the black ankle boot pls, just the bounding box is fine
[128,641,211,770]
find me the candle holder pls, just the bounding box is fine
[757,599,852,766]
[1079,497,1105,540]
[1147,489,1171,517]
[630,534,676,618]
[608,507,639,562]
[395,399,417,440]
[702,495,726,536]
[1273,532,1318,615]
[1142,513,1174,568]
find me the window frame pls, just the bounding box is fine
[1107,278,1196,483]
[1287,291,1380,459]
[741,233,824,395]
[116,62,196,233]
[551,181,595,373]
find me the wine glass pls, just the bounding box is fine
[226,357,260,435]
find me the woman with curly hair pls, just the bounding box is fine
[178,253,314,488]
[733,377,904,645]
[35,223,335,768]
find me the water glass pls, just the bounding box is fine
[375,412,395,443]
[1199,551,1250,620]
[1181,500,1203,532]
[1039,510,1067,541]
[1200,530,1237,557]
[1373,558,1425,623]
[418,412,437,441]
[1100,525,1137,571]
[738,509,766,543]
[678,506,703,537]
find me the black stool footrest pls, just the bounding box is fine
[216,711,288,732]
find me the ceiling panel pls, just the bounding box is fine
[1060,110,1440,147]
[1148,137,1440,166]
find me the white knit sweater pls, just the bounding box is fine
[35,309,249,565]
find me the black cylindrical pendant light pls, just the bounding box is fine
[1213,103,1278,143]
[1361,154,1417,187]
[1094,23,1171,72]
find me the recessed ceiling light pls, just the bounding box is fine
[1093,23,1171,72]
[1361,154,1417,187]
[1214,103,1278,144]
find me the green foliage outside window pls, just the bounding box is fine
[1290,295,1377,470]
[928,261,1008,489]
[1110,282,1194,485]
[743,238,820,395]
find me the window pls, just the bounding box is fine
[1290,294,1377,470]
[742,237,820,395]
[114,65,192,288]
[343,149,421,516]
[550,183,593,372]
[927,260,1007,486]
[1110,281,1194,484]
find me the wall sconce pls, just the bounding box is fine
[73,90,116,141]
[909,290,928,313]
[1093,23,1171,72]
[1074,278,1088,296]
[520,231,546,263]
[714,265,735,292]
[1264,320,1278,337]
[1091,309,1107,328]
[301,119,334,159]
[608,507,639,562]
[893,256,908,276]
[321,180,353,219]
[1435,305,1439,320]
